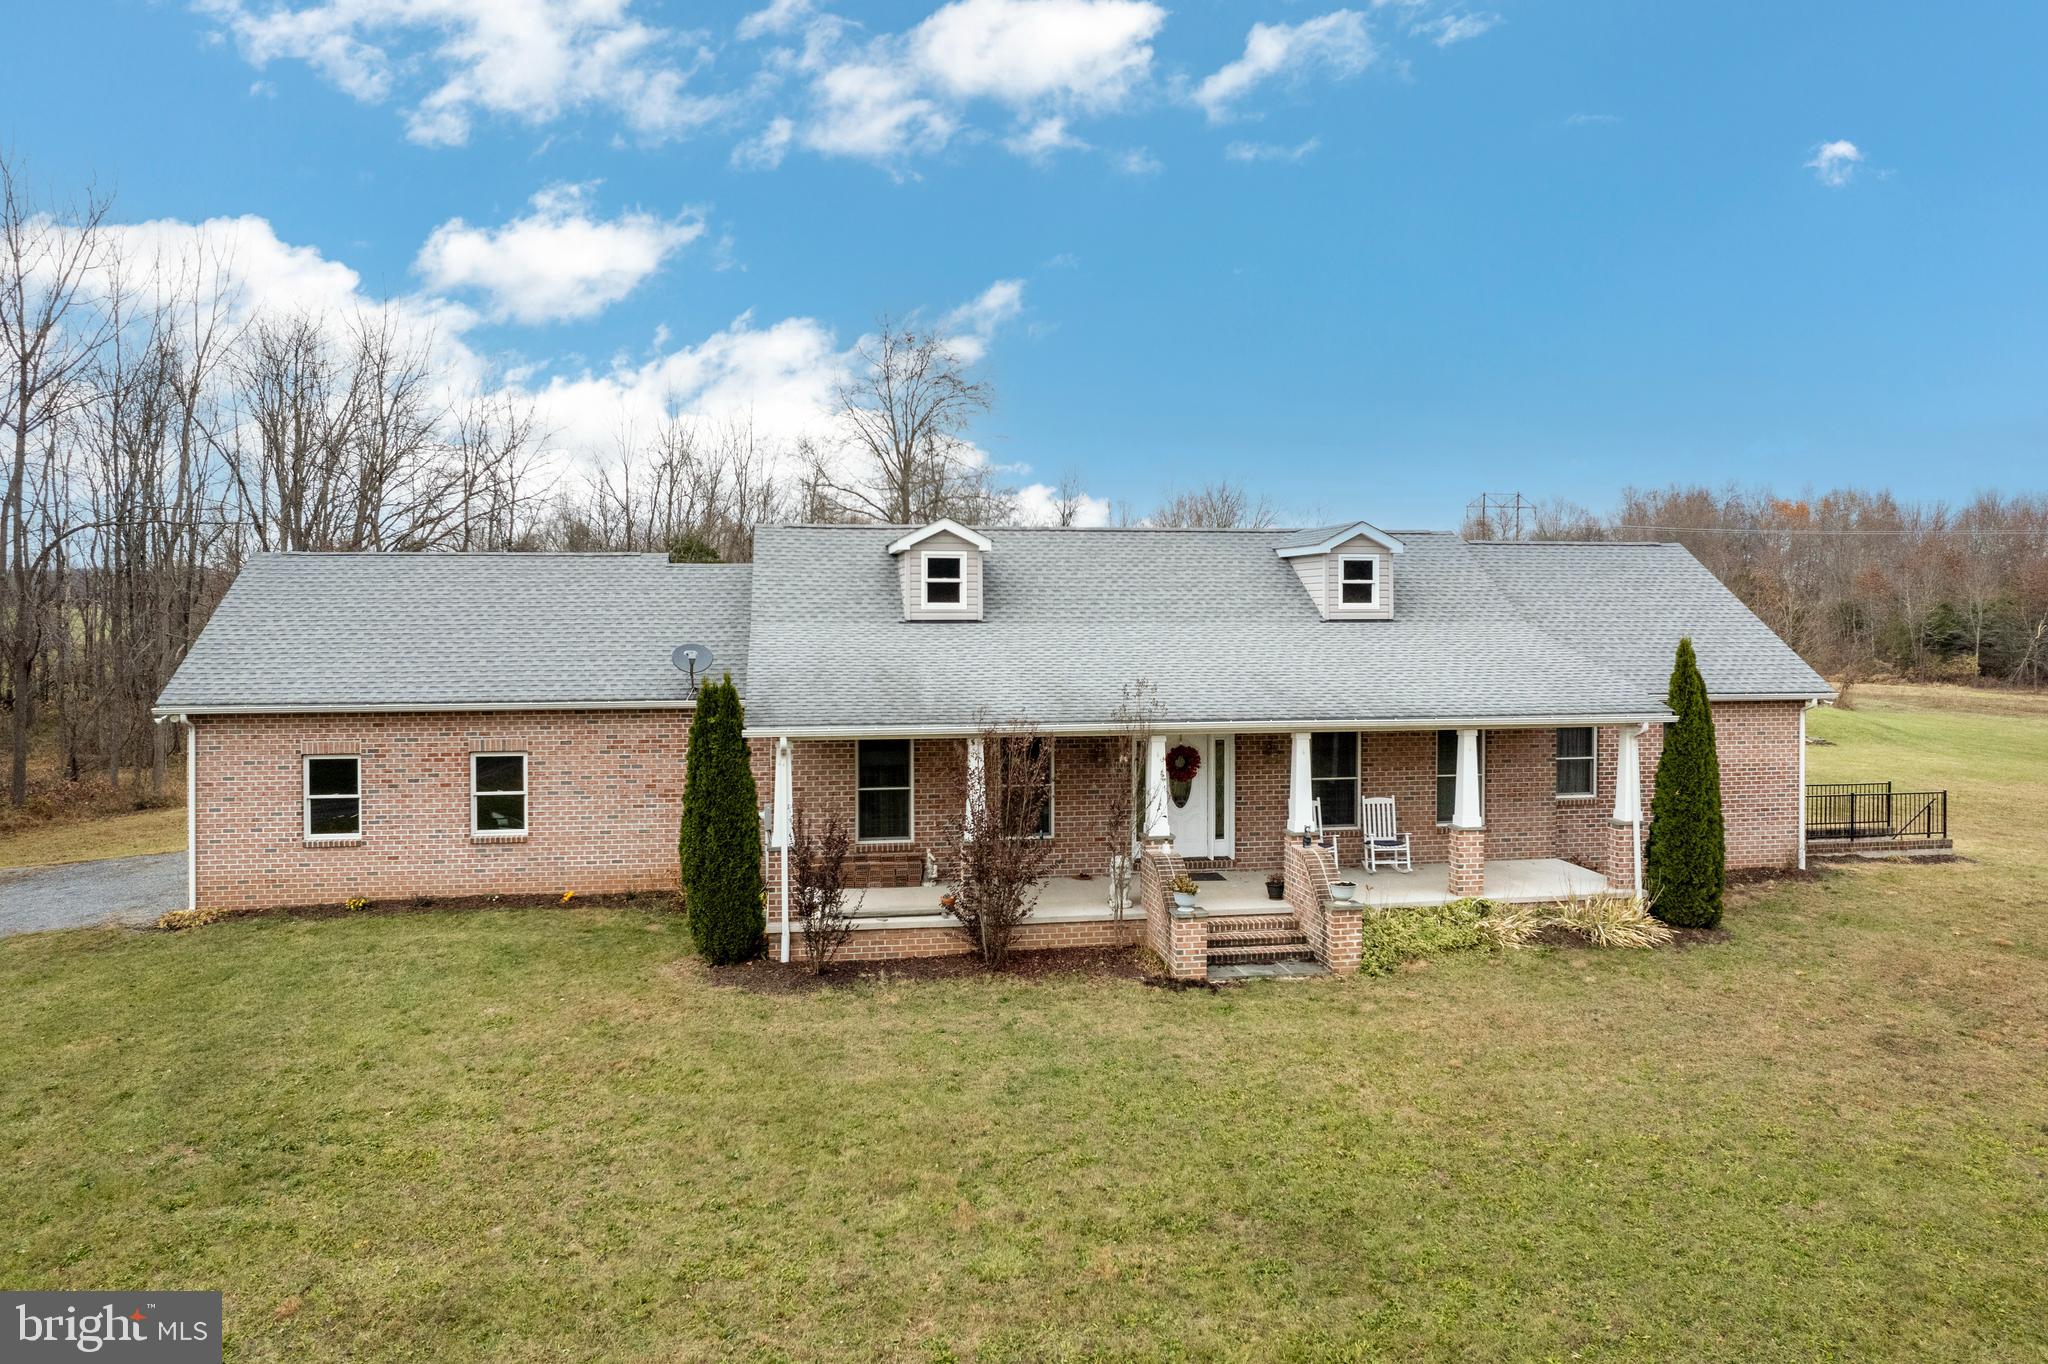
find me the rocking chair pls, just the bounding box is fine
[1360,797,1412,873]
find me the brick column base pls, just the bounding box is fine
[1138,838,1206,980]
[1604,819,1641,894]
[1446,825,1486,898]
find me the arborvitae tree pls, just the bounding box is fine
[1644,637,1727,928]
[678,675,764,963]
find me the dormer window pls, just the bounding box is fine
[889,518,992,621]
[1338,555,1377,608]
[922,552,964,608]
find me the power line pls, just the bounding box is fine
[1611,523,2048,538]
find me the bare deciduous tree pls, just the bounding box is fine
[1151,479,1276,529]
[788,806,860,975]
[942,725,1055,968]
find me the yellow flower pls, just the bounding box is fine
[561,890,576,903]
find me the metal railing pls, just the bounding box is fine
[1806,782,1948,841]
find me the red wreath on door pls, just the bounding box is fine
[1164,744,1203,784]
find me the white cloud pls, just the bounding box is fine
[941,279,1026,362]
[1004,115,1090,162]
[1223,136,1321,163]
[769,0,1162,168]
[414,183,704,325]
[1113,145,1163,176]
[1415,12,1499,47]
[194,0,726,147]
[1806,139,1864,188]
[1194,10,1377,123]
[737,0,814,42]
[1013,481,1113,526]
[732,115,796,169]
[1565,111,1619,127]
[911,0,1164,108]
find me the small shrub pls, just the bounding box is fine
[1555,895,1674,949]
[1478,902,1546,949]
[155,905,263,931]
[1357,901,1487,976]
[943,727,1055,969]
[344,896,370,912]
[1169,873,1200,896]
[789,807,860,975]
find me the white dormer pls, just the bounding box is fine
[888,519,991,621]
[1275,520,1405,620]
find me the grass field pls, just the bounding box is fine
[0,749,185,869]
[2,685,2044,1361]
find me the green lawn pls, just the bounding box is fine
[3,686,2045,1361]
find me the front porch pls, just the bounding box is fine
[1352,856,1609,908]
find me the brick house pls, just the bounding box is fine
[155,519,1832,978]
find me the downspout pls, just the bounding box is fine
[774,736,792,964]
[1632,722,1646,899]
[158,712,195,911]
[1798,702,1812,871]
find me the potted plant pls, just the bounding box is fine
[1265,872,1285,900]
[1170,873,1200,909]
[1328,879,1358,903]
[1164,744,1202,808]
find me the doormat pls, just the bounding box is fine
[1189,871,1227,882]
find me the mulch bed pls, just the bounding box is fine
[159,890,681,929]
[711,944,1161,994]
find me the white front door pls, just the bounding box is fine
[1162,733,1234,858]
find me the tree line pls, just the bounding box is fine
[1470,485,2048,687]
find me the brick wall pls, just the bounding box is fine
[1706,700,1803,870]
[192,709,693,910]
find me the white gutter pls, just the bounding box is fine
[744,711,1675,741]
[153,697,701,718]
[1706,691,1838,703]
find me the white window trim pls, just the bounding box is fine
[1336,554,1378,609]
[1435,730,1486,827]
[1556,727,1598,801]
[920,550,969,612]
[856,738,916,844]
[1310,731,1361,830]
[471,752,529,838]
[302,753,362,843]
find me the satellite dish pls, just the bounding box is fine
[671,643,714,688]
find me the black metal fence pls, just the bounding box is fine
[1806,781,1949,841]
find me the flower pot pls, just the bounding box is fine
[1172,891,1198,909]
[1265,880,1285,900]
[1328,881,1357,903]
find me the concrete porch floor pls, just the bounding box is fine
[1351,856,1608,908]
[848,868,1287,921]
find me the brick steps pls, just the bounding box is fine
[1207,914,1315,968]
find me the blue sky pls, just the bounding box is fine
[7,1,2043,526]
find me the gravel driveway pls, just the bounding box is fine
[0,852,183,937]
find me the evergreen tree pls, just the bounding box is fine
[1644,637,1727,929]
[667,531,722,564]
[678,675,765,963]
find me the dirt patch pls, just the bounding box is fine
[711,944,1160,994]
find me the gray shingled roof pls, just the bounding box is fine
[156,553,750,712]
[156,529,1830,722]
[738,526,1830,732]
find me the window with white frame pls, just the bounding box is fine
[1435,730,1486,824]
[1311,732,1360,828]
[303,755,361,839]
[472,753,528,834]
[857,739,913,841]
[1338,555,1377,607]
[922,553,964,608]
[1555,727,1596,798]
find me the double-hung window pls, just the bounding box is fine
[922,553,964,609]
[857,739,913,841]
[1310,732,1360,829]
[1338,555,1377,608]
[303,755,361,839]
[472,753,528,834]
[1434,730,1486,824]
[1555,727,1596,798]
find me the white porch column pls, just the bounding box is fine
[964,737,986,840]
[773,737,792,963]
[1144,733,1171,839]
[1611,725,1641,825]
[1452,727,1483,830]
[1286,731,1315,834]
